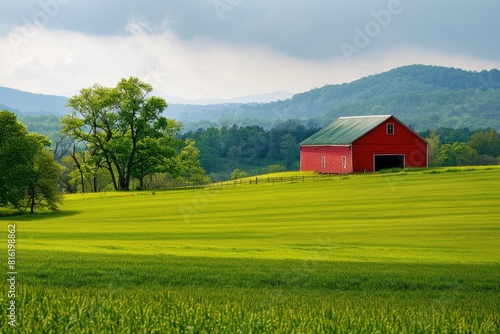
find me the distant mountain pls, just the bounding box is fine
[0,87,71,115]
[159,90,294,105]
[165,65,500,131]
[0,86,293,116]
[2,65,500,131]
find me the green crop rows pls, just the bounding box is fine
[1,167,500,332]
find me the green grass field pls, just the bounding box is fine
[1,167,500,332]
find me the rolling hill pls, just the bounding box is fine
[0,86,71,115]
[196,64,500,131]
[2,64,500,131]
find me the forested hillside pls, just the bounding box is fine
[2,65,500,131]
[177,65,500,131]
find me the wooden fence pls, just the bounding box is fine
[163,174,349,190]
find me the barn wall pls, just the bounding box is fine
[352,118,428,172]
[300,146,352,173]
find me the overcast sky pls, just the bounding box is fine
[1,0,499,101]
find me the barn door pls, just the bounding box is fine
[374,155,404,171]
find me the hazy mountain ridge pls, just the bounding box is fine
[0,86,71,115]
[2,65,500,131]
[167,65,500,130]
[160,90,295,105]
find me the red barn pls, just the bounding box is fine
[300,115,428,173]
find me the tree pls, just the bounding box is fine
[227,145,240,169]
[426,130,443,167]
[440,142,479,166]
[176,139,209,184]
[24,142,63,214]
[468,128,500,157]
[131,119,182,189]
[62,77,182,191]
[280,134,299,169]
[0,111,29,209]
[0,110,62,213]
[230,168,248,180]
[197,127,221,173]
[59,155,79,194]
[63,144,108,193]
[265,164,286,173]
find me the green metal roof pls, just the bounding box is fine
[300,115,392,145]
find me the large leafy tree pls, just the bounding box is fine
[0,111,29,209]
[0,110,62,213]
[176,139,209,184]
[131,119,182,189]
[24,138,63,214]
[62,77,182,191]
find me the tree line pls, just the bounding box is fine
[424,127,500,167]
[180,121,319,181]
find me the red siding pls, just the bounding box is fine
[300,146,352,173]
[352,117,427,172]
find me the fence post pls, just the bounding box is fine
[256,177,258,184]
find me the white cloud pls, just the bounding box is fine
[0,23,338,98]
[1,20,500,100]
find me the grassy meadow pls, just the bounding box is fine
[1,166,500,332]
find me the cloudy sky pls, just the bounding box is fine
[1,0,499,102]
